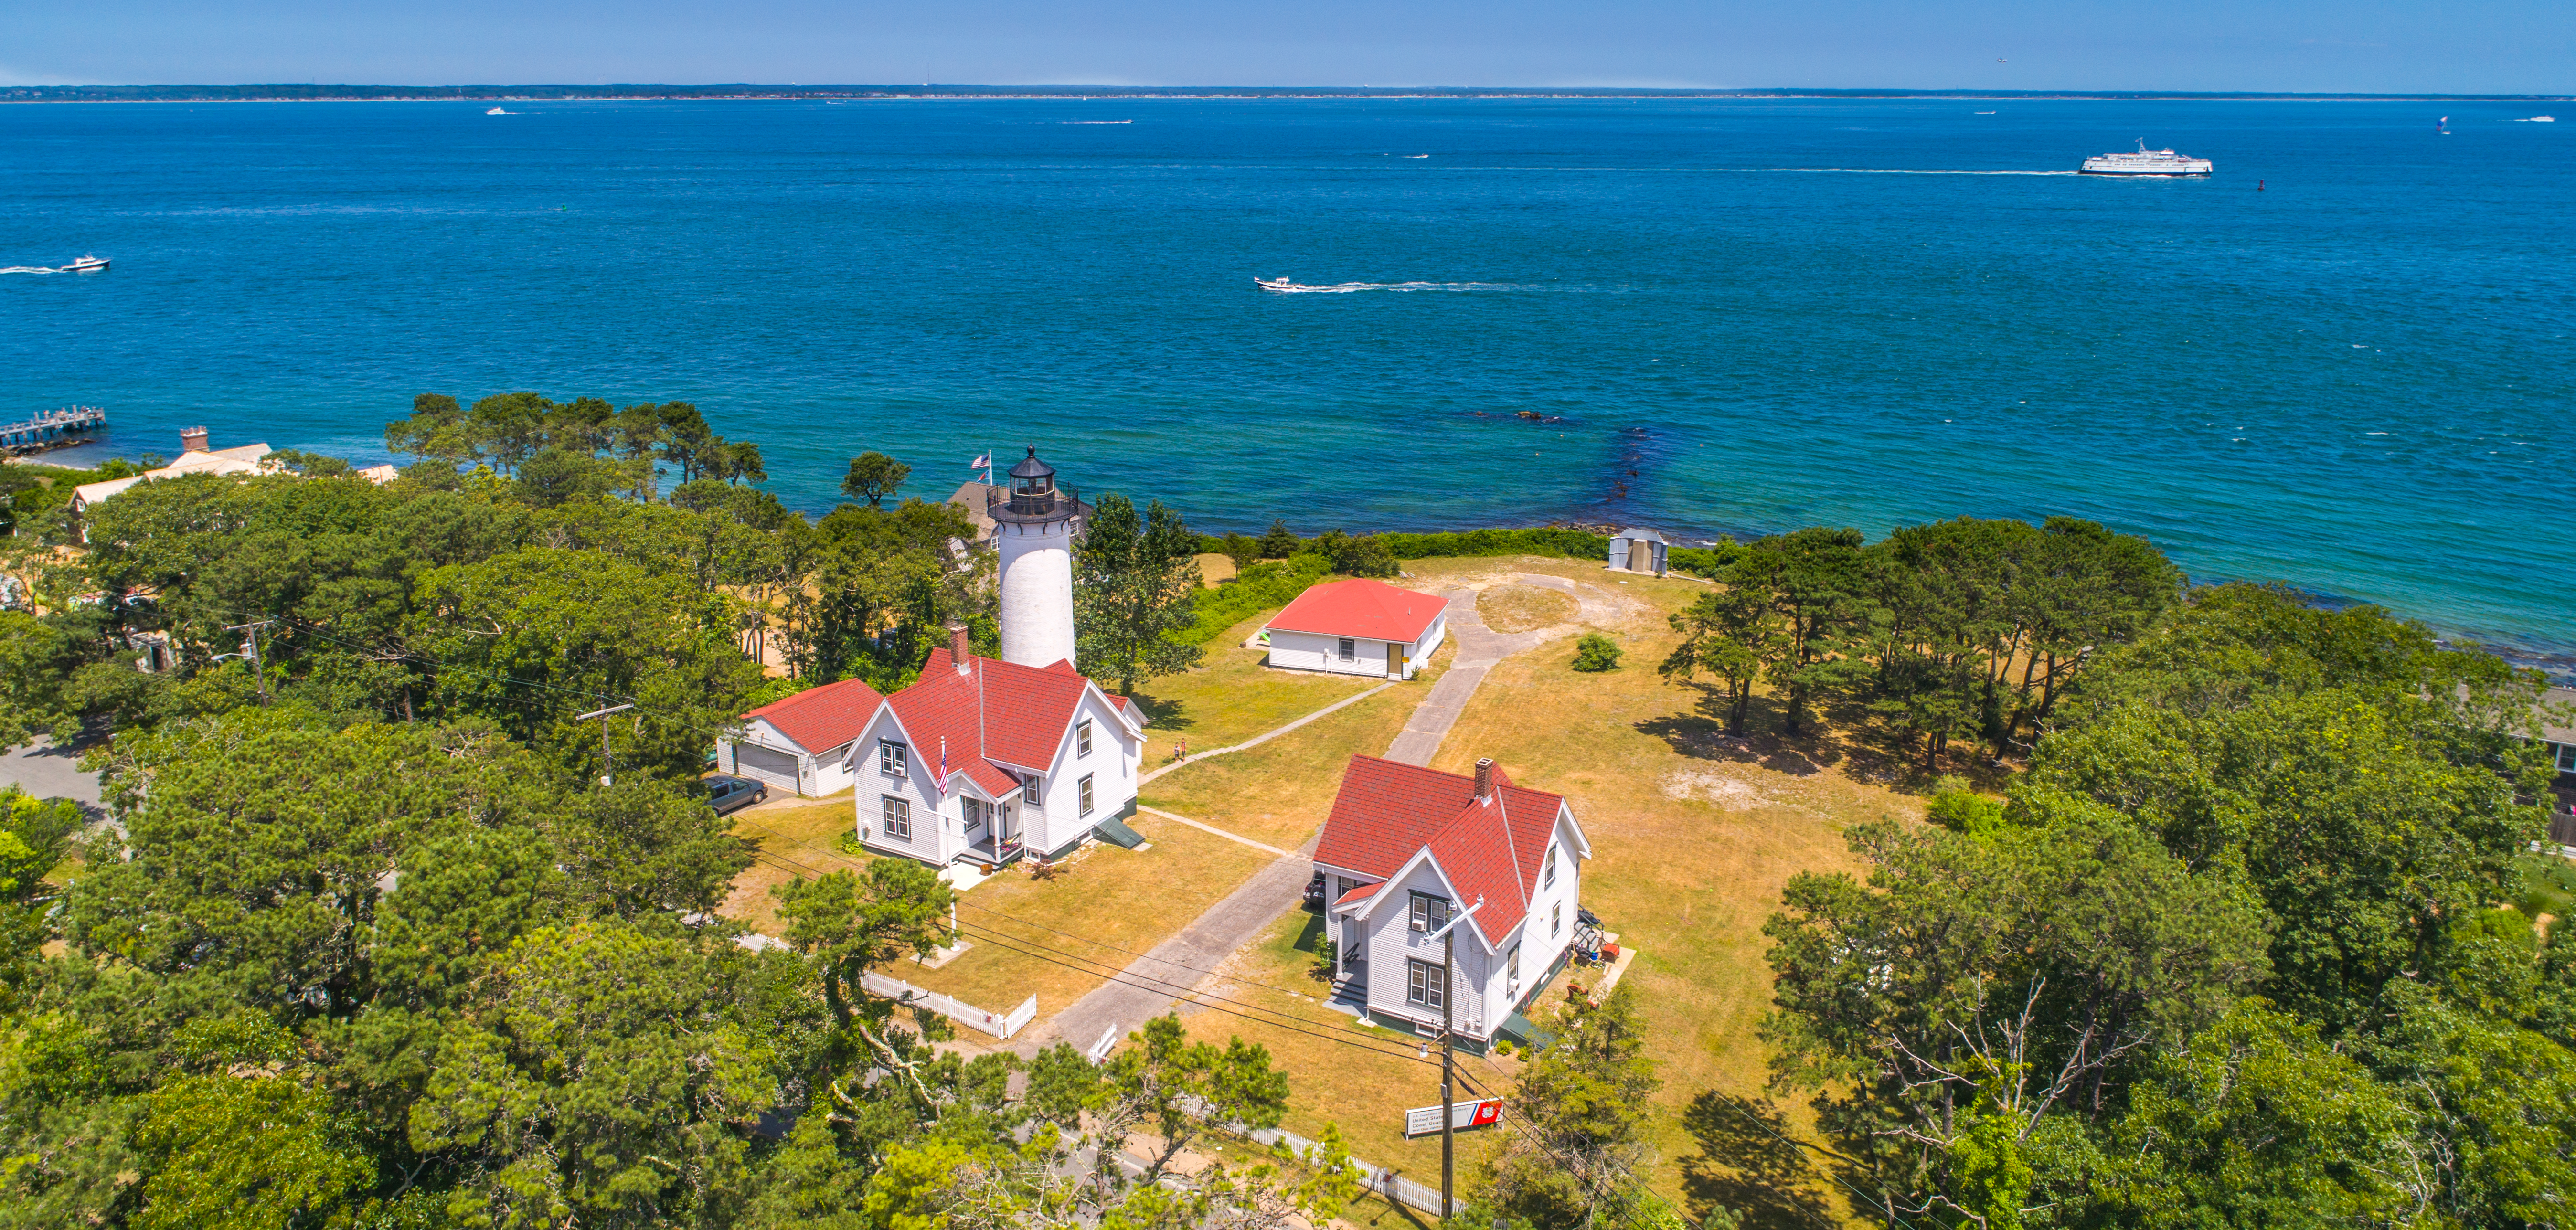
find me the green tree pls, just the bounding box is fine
[1073,494,1205,694]
[842,451,913,508]
[1256,519,1299,561]
[2096,1001,2436,1229]
[1761,821,2268,1226]
[1482,985,1661,1230]
[1032,1014,1289,1183]
[774,861,957,1034]
[1660,584,1783,735]
[0,788,83,1009]
[1727,528,1875,736]
[384,393,474,468]
[1218,532,1259,570]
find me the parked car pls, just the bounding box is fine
[699,774,768,815]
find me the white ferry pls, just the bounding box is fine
[2080,140,2213,177]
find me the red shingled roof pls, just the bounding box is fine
[884,648,1120,797]
[1267,578,1445,643]
[742,677,887,753]
[1314,754,1568,944]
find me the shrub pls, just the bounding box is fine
[1667,541,1746,579]
[1309,530,1399,578]
[1925,777,2006,837]
[1175,552,1333,645]
[1572,633,1623,672]
[1219,532,1260,569]
[1377,526,1610,563]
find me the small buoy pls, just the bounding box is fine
[2257,180,2265,192]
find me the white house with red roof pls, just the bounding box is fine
[848,627,1146,867]
[718,676,889,797]
[1314,754,1590,1046]
[1262,578,1448,680]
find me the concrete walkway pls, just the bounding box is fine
[1137,805,1295,858]
[1383,588,1552,766]
[1011,835,1321,1058]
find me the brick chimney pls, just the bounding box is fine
[949,625,973,673]
[179,426,209,454]
[1474,757,1494,802]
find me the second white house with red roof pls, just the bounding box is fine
[1262,577,1448,680]
[1315,753,1591,1046]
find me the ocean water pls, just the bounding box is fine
[2,98,2569,660]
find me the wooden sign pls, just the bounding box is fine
[1404,1098,1504,1137]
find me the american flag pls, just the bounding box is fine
[937,738,949,796]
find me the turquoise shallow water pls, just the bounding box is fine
[2,98,2569,660]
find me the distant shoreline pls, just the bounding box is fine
[5,85,2571,104]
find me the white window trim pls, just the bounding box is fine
[880,739,908,777]
[1078,774,1095,817]
[1552,902,1562,937]
[881,795,912,840]
[1543,844,1557,888]
[1409,891,1450,934]
[1077,718,1092,758]
[1406,957,1447,1010]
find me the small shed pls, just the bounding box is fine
[1609,528,1669,576]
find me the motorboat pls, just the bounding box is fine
[486,106,508,115]
[1256,276,1297,292]
[65,255,107,273]
[2080,140,2213,177]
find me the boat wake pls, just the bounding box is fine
[1256,277,1515,294]
[1060,120,1133,124]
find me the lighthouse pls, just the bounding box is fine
[991,446,1086,669]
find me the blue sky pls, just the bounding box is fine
[1,0,2567,93]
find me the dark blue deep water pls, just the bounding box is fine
[3,99,2570,657]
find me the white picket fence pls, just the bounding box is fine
[862,971,1038,1040]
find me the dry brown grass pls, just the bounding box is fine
[893,812,1278,1019]
[718,790,872,936]
[1197,551,1239,587]
[1476,583,1579,634]
[1139,639,1452,853]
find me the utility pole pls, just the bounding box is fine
[576,703,635,786]
[1426,895,1484,1222]
[223,620,276,705]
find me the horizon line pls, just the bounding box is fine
[5,84,2570,102]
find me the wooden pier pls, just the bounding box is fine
[0,406,107,455]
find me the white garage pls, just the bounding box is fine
[714,676,890,798]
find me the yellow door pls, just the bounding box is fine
[1390,642,1408,678]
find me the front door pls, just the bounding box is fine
[1389,642,1407,677]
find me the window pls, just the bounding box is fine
[881,795,912,840]
[1077,718,1092,758]
[1336,637,1356,662]
[1507,944,1521,987]
[1079,774,1095,817]
[963,797,985,831]
[879,740,908,777]
[1023,775,1042,807]
[1552,902,1562,938]
[1409,891,1450,934]
[2559,742,2576,774]
[1543,845,1557,888]
[1407,958,1447,1010]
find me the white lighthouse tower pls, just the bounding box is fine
[991,446,1086,669]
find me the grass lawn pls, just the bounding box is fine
[1399,555,1924,1227]
[891,811,1278,1020]
[1139,639,1451,853]
[718,790,870,936]
[1179,904,1513,1191]
[1128,608,1404,771]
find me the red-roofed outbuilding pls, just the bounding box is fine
[717,677,889,796]
[1313,753,1591,1045]
[1262,579,1449,679]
